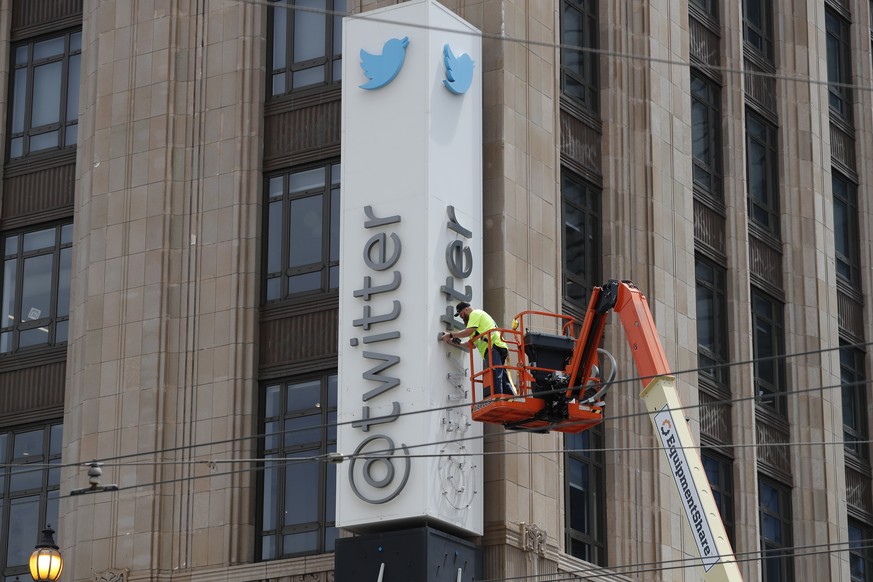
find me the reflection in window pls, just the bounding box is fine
[0,224,72,354]
[840,342,868,462]
[560,0,599,114]
[691,72,722,200]
[562,170,601,308]
[264,164,340,302]
[833,173,861,287]
[759,476,794,582]
[696,257,729,389]
[269,0,345,97]
[826,9,853,123]
[259,373,337,559]
[690,0,719,21]
[8,31,81,160]
[0,422,62,581]
[850,520,873,582]
[565,428,605,565]
[743,0,774,62]
[751,287,786,417]
[746,111,780,237]
[701,451,734,545]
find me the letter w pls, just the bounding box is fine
[362,351,400,401]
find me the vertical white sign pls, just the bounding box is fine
[337,0,483,535]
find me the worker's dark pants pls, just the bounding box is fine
[484,346,512,396]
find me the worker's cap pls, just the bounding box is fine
[454,302,471,316]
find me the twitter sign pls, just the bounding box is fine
[359,37,410,90]
[442,44,474,95]
[337,0,483,537]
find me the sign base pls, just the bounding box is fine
[334,526,482,582]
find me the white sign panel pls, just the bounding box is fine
[653,406,720,571]
[337,0,483,535]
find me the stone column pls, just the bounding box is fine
[601,1,700,577]
[466,0,565,579]
[775,1,845,579]
[61,1,263,580]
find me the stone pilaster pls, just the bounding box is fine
[62,1,263,579]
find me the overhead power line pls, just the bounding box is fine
[250,0,873,94]
[30,0,873,579]
[2,337,867,480]
[481,537,873,582]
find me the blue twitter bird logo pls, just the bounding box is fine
[442,44,474,95]
[359,37,410,90]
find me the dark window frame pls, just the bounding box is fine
[833,172,861,288]
[849,518,873,582]
[695,256,730,391]
[751,287,787,418]
[0,223,73,355]
[691,71,723,202]
[257,372,338,560]
[701,449,734,546]
[826,7,853,124]
[743,0,774,62]
[564,427,606,565]
[841,341,869,463]
[560,0,600,115]
[690,0,719,22]
[267,0,345,100]
[758,475,794,582]
[746,110,781,238]
[263,162,340,304]
[0,421,63,581]
[561,168,601,311]
[7,29,81,161]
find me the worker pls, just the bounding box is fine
[442,302,513,396]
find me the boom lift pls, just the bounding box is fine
[457,280,743,581]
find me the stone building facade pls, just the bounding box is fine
[0,0,867,581]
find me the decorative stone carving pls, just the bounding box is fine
[94,569,128,582]
[520,522,547,556]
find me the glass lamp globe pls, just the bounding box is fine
[29,526,63,582]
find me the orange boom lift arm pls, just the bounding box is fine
[462,280,742,581]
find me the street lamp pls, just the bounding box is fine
[29,526,63,582]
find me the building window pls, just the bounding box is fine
[751,287,786,417]
[701,451,734,545]
[268,0,345,97]
[850,519,873,582]
[0,224,72,353]
[264,163,340,302]
[561,0,599,114]
[0,422,62,581]
[565,428,605,565]
[690,0,719,21]
[691,72,723,200]
[258,373,337,559]
[743,0,774,62]
[826,8,853,123]
[696,257,729,390]
[746,111,780,237]
[841,342,868,462]
[833,173,861,288]
[8,30,81,160]
[562,170,600,308]
[759,476,793,582]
